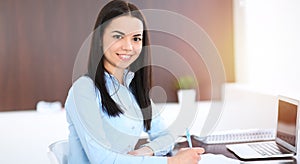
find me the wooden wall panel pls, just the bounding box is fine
[0,0,102,111]
[0,0,233,111]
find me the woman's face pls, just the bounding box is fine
[102,15,143,73]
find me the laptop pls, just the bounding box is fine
[226,95,299,160]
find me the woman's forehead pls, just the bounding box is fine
[105,16,144,35]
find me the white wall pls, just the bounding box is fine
[234,0,300,99]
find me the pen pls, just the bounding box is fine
[186,128,193,148]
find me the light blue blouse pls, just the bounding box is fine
[65,71,175,164]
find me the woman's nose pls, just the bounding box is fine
[121,38,133,51]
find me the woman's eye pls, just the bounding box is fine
[133,37,142,42]
[113,35,123,39]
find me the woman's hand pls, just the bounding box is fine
[127,146,154,156]
[168,147,205,164]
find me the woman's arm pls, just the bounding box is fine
[137,102,176,156]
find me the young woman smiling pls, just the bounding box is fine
[65,0,204,163]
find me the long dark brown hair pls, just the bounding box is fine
[87,0,152,131]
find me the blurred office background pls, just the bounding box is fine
[234,0,300,99]
[0,0,234,111]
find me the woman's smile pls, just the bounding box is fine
[117,53,133,61]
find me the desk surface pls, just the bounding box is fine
[136,135,297,163]
[173,136,297,164]
[0,93,289,164]
[0,110,69,164]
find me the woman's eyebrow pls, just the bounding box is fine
[111,30,125,35]
[112,30,142,36]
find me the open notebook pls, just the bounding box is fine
[226,95,299,160]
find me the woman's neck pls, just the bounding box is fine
[112,70,124,84]
[105,66,124,84]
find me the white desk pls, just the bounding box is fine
[1,103,210,164]
[0,110,68,164]
[0,85,283,163]
[159,95,277,137]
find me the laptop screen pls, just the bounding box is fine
[277,99,297,147]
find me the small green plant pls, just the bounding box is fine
[175,75,197,90]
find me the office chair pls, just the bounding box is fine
[48,140,69,164]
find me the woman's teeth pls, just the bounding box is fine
[118,54,131,60]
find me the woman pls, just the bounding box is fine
[65,0,204,163]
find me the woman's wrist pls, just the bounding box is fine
[141,146,154,156]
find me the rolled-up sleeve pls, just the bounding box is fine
[65,76,168,164]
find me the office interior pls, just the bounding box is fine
[0,0,299,163]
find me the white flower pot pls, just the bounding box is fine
[177,89,196,104]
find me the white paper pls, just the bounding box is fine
[199,154,240,164]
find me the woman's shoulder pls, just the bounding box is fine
[68,76,97,96]
[73,75,94,86]
[66,76,99,103]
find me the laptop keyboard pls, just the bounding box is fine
[248,142,292,156]
[195,129,275,144]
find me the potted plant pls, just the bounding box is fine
[175,75,198,104]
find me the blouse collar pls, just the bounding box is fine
[104,69,135,88]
